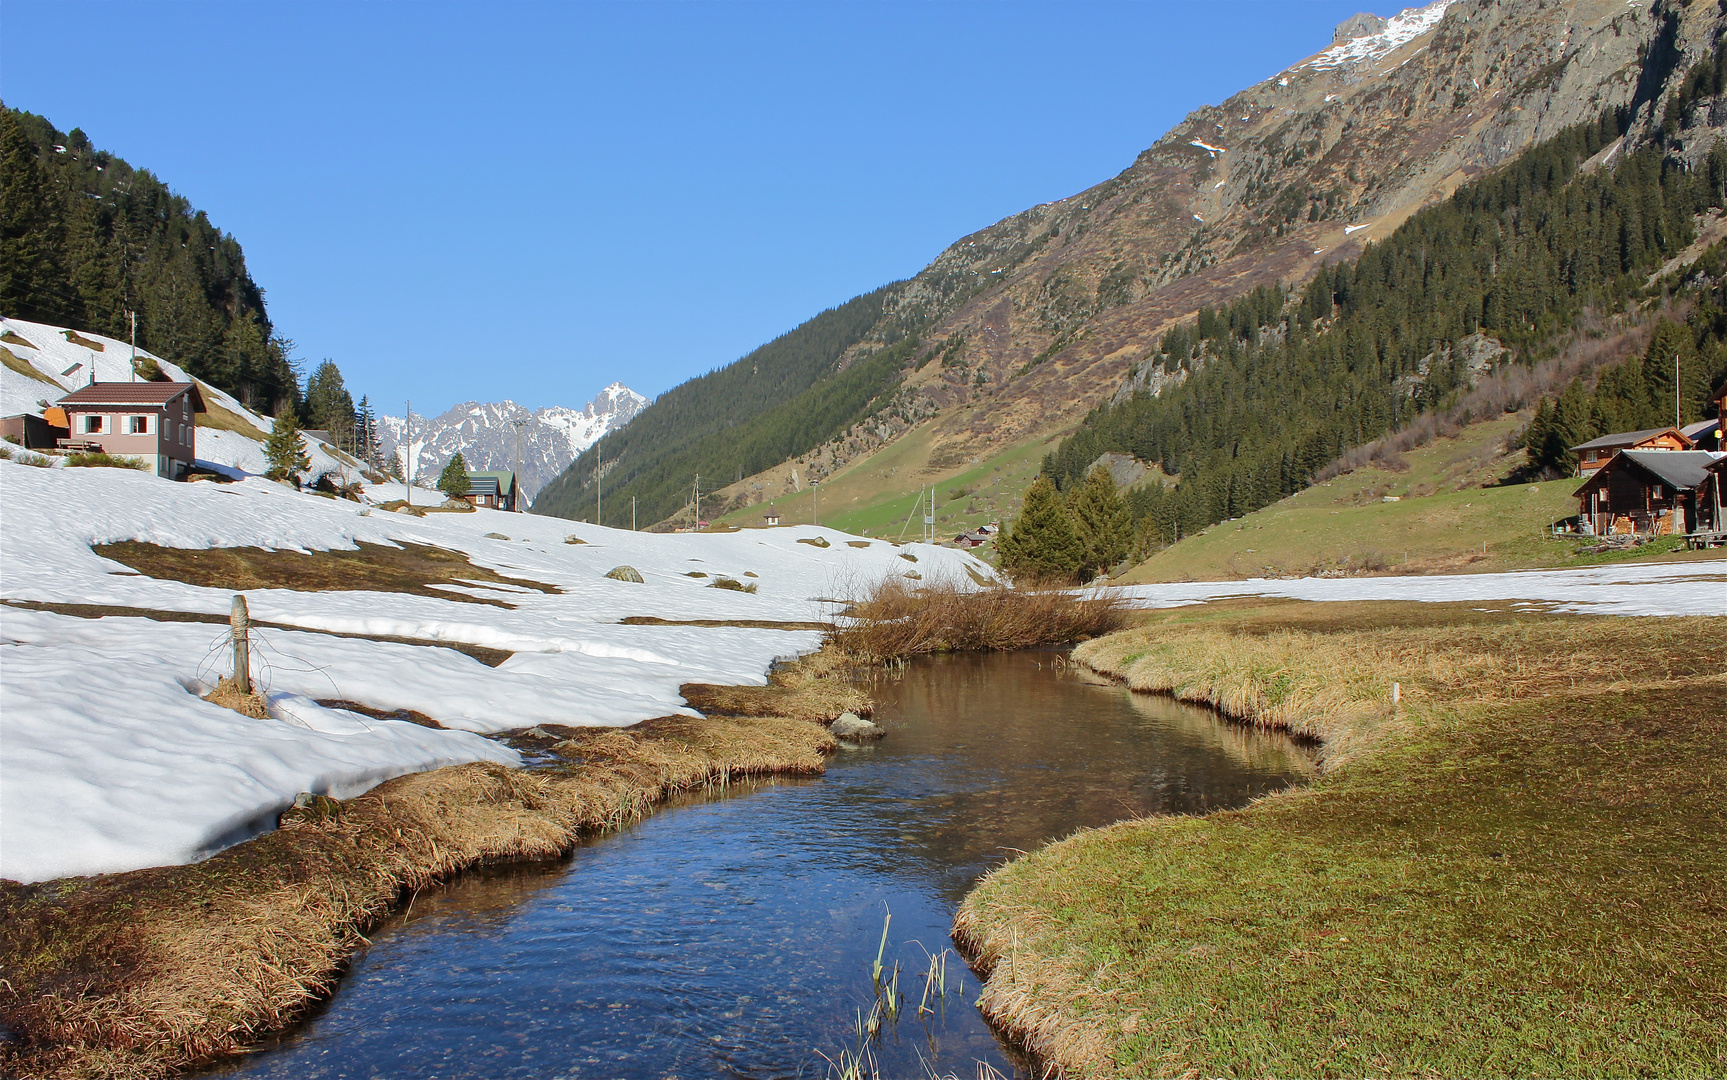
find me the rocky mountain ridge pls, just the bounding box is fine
[378,383,646,503]
[695,0,1727,518]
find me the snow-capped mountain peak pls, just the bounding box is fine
[378,384,646,505]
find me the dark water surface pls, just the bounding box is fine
[211,651,1314,1080]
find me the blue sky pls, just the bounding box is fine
[3,1,1402,413]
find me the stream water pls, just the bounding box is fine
[209,650,1315,1079]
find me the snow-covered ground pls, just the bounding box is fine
[1,316,359,484]
[0,459,989,883]
[1117,562,1725,618]
[1306,0,1451,71]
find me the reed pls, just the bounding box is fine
[831,575,1130,662]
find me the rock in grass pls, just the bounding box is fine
[484,532,510,540]
[605,565,645,583]
[796,536,831,548]
[830,711,884,740]
[903,570,922,580]
[564,535,587,545]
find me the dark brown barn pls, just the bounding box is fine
[1573,449,1723,536]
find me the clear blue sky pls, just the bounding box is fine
[3,1,1401,414]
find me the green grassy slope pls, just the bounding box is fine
[1118,415,1725,581]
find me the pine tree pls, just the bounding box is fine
[264,410,311,486]
[1069,465,1133,579]
[997,475,1086,584]
[0,109,71,323]
[438,452,472,501]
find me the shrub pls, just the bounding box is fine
[831,575,1130,661]
[65,452,148,470]
[709,577,758,593]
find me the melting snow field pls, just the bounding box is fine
[1118,562,1726,618]
[0,462,990,883]
[1,458,1721,885]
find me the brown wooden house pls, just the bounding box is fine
[1570,427,1694,476]
[461,470,517,511]
[1573,449,1723,536]
[55,382,206,479]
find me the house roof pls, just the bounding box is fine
[57,381,206,412]
[1571,426,1691,452]
[467,470,514,488]
[1682,417,1724,439]
[1575,449,1726,495]
[465,477,501,497]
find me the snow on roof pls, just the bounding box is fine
[1306,0,1450,71]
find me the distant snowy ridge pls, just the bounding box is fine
[1307,1,1451,71]
[0,316,357,483]
[377,383,646,505]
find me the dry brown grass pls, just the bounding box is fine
[94,541,558,609]
[0,715,835,1079]
[830,576,1131,662]
[200,677,269,719]
[680,644,872,721]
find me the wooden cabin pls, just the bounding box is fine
[462,470,518,511]
[1573,449,1722,536]
[55,382,206,479]
[1570,427,1694,476]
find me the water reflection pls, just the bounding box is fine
[210,650,1312,1080]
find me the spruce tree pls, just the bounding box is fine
[438,452,472,501]
[0,109,70,323]
[997,475,1086,584]
[1069,465,1132,579]
[264,410,311,486]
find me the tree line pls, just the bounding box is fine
[1042,91,1727,551]
[0,106,301,415]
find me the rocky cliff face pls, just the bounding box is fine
[378,383,647,503]
[710,0,1726,513]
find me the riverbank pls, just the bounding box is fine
[0,691,842,1080]
[955,599,1727,1077]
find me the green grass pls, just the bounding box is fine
[956,601,1727,1078]
[719,430,1058,545]
[1121,415,1727,581]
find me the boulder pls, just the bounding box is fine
[605,565,645,583]
[830,711,885,741]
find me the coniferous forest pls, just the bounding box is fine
[1044,96,1727,550]
[0,106,300,415]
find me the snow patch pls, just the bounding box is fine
[1307,1,1450,71]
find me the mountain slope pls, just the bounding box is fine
[377,385,646,504]
[0,108,298,413]
[549,0,1724,531]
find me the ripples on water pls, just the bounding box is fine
[210,650,1314,1079]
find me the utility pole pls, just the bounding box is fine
[693,473,701,527]
[1677,351,1683,430]
[127,310,137,382]
[812,480,819,527]
[510,415,527,512]
[595,438,602,525]
[404,400,413,507]
[632,495,637,531]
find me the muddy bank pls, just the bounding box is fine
[0,710,837,1080]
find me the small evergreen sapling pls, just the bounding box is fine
[438,452,472,501]
[264,410,311,486]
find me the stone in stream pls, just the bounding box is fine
[830,712,884,741]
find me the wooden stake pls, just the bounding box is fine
[231,594,251,695]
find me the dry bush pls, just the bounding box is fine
[201,677,269,719]
[831,575,1130,662]
[681,644,871,721]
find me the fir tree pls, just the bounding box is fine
[0,109,70,323]
[264,410,311,486]
[438,452,472,501]
[997,476,1086,584]
[1069,465,1133,579]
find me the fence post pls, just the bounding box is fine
[231,594,251,695]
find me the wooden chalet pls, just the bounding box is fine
[463,470,518,511]
[1570,427,1694,476]
[1573,449,1723,536]
[54,381,206,479]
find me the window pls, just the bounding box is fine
[128,415,151,435]
[81,414,105,434]
[1653,484,1664,499]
